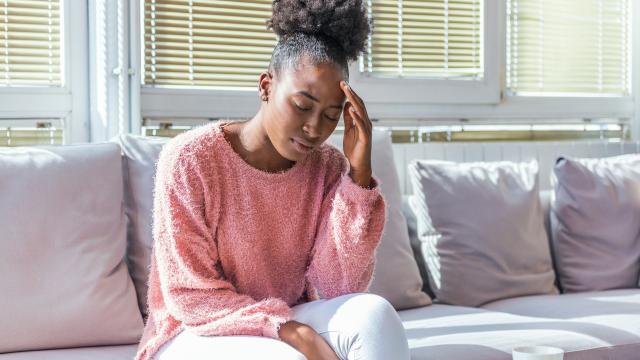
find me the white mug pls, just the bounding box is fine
[512,346,564,360]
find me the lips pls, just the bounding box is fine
[292,137,315,148]
[291,137,315,153]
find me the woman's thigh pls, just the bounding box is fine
[153,329,306,360]
[291,292,410,360]
[153,292,409,360]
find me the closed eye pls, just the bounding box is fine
[294,103,311,111]
[295,103,339,121]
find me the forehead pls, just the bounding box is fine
[282,60,345,100]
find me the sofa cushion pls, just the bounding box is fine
[0,143,143,353]
[550,154,640,293]
[407,159,558,307]
[403,190,556,301]
[0,345,138,360]
[401,289,640,360]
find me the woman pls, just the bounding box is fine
[134,0,410,359]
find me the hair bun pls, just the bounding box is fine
[267,0,371,62]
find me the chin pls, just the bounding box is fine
[275,141,302,162]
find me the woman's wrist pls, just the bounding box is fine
[349,169,373,189]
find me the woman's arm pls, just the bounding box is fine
[152,141,293,339]
[304,153,387,299]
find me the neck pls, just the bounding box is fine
[228,108,296,173]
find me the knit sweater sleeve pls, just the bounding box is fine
[304,149,387,299]
[152,141,293,340]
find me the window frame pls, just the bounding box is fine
[0,0,89,144]
[349,0,500,105]
[632,0,640,141]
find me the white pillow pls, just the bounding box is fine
[408,158,558,307]
[0,143,144,352]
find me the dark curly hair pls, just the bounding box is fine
[266,0,372,80]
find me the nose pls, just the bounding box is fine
[302,115,323,140]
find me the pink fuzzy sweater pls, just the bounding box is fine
[134,121,386,360]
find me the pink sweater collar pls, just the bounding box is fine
[214,121,311,181]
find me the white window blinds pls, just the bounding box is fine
[362,0,483,79]
[507,0,631,95]
[0,120,62,146]
[143,0,276,88]
[143,0,483,88]
[1,0,61,86]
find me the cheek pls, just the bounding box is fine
[270,103,302,138]
[276,102,305,128]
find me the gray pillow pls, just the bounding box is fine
[408,159,558,307]
[550,154,640,293]
[112,134,169,320]
[0,143,143,352]
[401,195,436,299]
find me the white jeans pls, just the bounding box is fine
[153,293,410,360]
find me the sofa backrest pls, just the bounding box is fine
[390,140,640,195]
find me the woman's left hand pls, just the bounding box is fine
[340,80,373,189]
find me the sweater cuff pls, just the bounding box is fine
[337,173,383,206]
[261,298,294,340]
[264,315,292,340]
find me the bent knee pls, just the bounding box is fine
[335,293,398,327]
[346,293,396,313]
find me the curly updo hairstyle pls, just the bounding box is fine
[266,0,372,80]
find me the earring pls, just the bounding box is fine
[261,94,268,101]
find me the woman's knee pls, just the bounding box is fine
[335,293,399,329]
[345,293,396,315]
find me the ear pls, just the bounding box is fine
[258,71,273,97]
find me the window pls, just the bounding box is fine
[350,0,499,105]
[143,0,275,89]
[0,0,89,145]
[139,0,500,121]
[1,0,62,87]
[136,0,636,135]
[362,0,482,79]
[506,0,631,96]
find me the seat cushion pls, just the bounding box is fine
[400,289,640,360]
[0,345,138,360]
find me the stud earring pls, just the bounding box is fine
[261,94,268,102]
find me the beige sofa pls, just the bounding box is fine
[1,128,639,360]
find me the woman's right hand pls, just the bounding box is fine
[278,320,340,360]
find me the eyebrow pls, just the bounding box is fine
[296,90,343,109]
